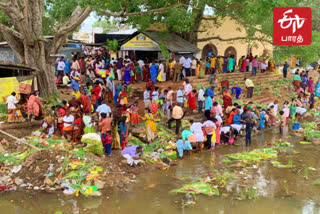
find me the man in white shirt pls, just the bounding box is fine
[198,86,205,113]
[179,55,186,78]
[63,110,74,140]
[138,59,144,68]
[179,55,186,65]
[71,69,80,77]
[96,101,112,118]
[183,57,192,77]
[6,92,18,121]
[62,74,70,85]
[183,79,192,96]
[110,58,117,65]
[191,57,197,76]
[151,87,159,101]
[190,121,204,149]
[57,58,65,71]
[144,88,151,108]
[268,100,279,116]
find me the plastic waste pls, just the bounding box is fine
[33,186,39,190]
[14,177,24,186]
[63,186,75,195]
[11,165,22,174]
[48,164,54,172]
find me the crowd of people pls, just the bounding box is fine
[5,48,319,160]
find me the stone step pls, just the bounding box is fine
[190,76,281,85]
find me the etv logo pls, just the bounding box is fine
[273,7,312,45]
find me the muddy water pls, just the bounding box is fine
[2,128,320,214]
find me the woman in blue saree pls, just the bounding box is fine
[315,81,320,96]
[123,66,131,85]
[150,63,158,83]
[258,110,266,129]
[114,83,122,104]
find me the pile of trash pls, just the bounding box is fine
[0,132,134,197]
[0,120,184,197]
[128,123,180,169]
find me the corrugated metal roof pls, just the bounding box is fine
[0,61,38,71]
[143,32,200,53]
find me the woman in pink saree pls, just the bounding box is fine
[27,91,44,120]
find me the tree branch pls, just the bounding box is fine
[98,4,182,17]
[0,24,23,39]
[0,26,25,63]
[55,6,92,37]
[197,35,272,44]
[0,0,35,46]
[46,6,92,61]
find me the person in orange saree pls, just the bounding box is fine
[187,89,197,111]
[129,101,140,125]
[27,91,44,120]
[57,105,66,135]
[223,90,232,110]
[6,92,18,122]
[79,92,92,113]
[212,112,221,145]
[225,108,237,125]
[72,114,82,142]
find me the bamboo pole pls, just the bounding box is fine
[0,130,41,151]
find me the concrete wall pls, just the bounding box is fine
[0,46,82,63]
[197,17,273,62]
[0,47,19,63]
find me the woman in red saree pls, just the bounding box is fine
[142,64,150,82]
[72,115,83,142]
[118,89,128,112]
[129,102,140,125]
[79,93,92,112]
[27,92,44,120]
[187,90,197,110]
[223,90,232,109]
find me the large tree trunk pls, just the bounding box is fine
[0,2,91,97]
[24,41,57,97]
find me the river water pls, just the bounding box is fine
[2,128,320,214]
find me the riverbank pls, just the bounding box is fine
[3,128,320,214]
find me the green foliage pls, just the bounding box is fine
[105,39,119,52]
[159,42,170,63]
[170,182,220,196]
[247,186,258,200]
[274,31,320,65]
[92,20,119,33]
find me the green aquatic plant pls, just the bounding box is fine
[212,170,233,187]
[247,186,258,200]
[170,182,220,196]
